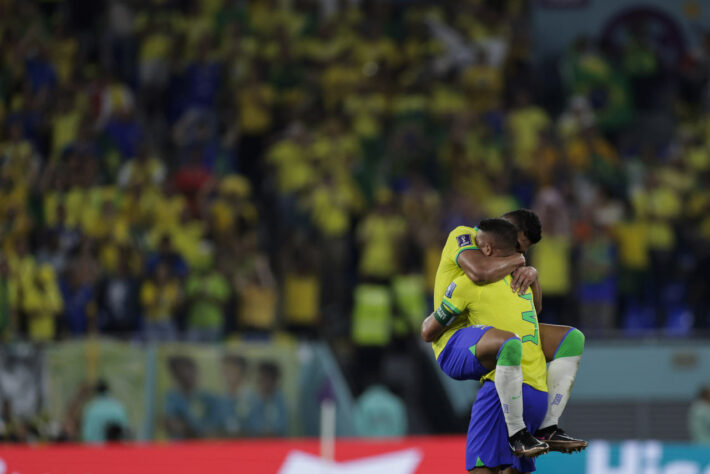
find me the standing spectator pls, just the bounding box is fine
[96,249,140,335]
[22,264,63,342]
[612,205,652,319]
[116,143,166,188]
[103,106,144,160]
[60,241,101,336]
[281,234,321,331]
[689,386,710,445]
[145,235,188,279]
[140,261,181,341]
[233,234,277,330]
[81,380,130,443]
[507,91,550,171]
[532,187,573,324]
[184,258,230,342]
[0,256,16,340]
[356,190,407,282]
[576,217,617,335]
[246,361,287,437]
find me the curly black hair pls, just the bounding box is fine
[502,209,542,244]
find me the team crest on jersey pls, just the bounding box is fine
[456,234,472,247]
[445,282,457,298]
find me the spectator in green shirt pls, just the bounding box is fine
[354,383,407,437]
[185,260,230,342]
[81,380,130,443]
[689,385,710,445]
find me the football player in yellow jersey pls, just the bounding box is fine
[422,210,587,460]
[431,218,550,472]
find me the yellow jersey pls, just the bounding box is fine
[433,225,479,306]
[431,226,479,357]
[439,275,548,392]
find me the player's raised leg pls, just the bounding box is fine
[431,323,549,457]
[468,329,549,457]
[535,323,588,452]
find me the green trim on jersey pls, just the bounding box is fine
[442,299,462,314]
[475,457,485,467]
[468,344,477,357]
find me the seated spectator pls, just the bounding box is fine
[219,355,254,436]
[246,361,287,437]
[354,383,407,438]
[689,385,710,445]
[81,380,130,444]
[164,356,220,439]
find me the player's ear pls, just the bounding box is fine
[480,243,493,256]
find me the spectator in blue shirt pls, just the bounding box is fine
[246,361,287,437]
[218,355,254,436]
[164,356,220,439]
[145,235,188,280]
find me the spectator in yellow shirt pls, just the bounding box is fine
[22,264,63,342]
[140,261,182,341]
[357,191,407,282]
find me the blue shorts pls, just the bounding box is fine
[437,325,493,381]
[466,382,548,472]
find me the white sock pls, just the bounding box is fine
[495,365,526,437]
[540,355,581,430]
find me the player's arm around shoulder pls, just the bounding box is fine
[458,245,526,284]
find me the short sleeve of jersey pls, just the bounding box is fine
[445,226,479,269]
[441,274,478,316]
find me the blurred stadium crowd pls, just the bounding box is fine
[2,0,710,355]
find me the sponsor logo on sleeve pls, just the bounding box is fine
[456,234,472,247]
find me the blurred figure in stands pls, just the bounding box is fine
[689,385,710,445]
[145,235,187,280]
[96,247,141,335]
[184,252,230,342]
[164,356,220,439]
[246,361,287,437]
[81,380,129,443]
[354,380,407,438]
[140,261,181,341]
[219,355,253,437]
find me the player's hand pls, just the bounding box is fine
[511,266,537,295]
